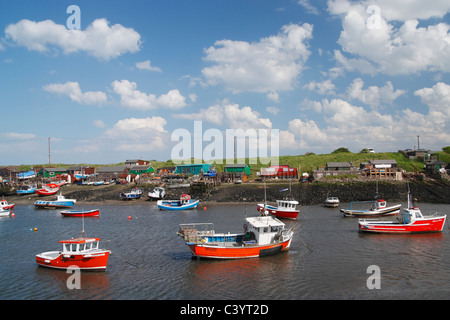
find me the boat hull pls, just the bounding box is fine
[359,216,447,234]
[36,189,59,196]
[256,204,299,220]
[34,200,75,209]
[36,251,110,270]
[157,199,199,210]
[187,239,292,259]
[61,209,100,217]
[341,204,401,217]
[0,210,10,217]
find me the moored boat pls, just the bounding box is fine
[61,209,100,217]
[148,187,166,200]
[177,213,294,259]
[157,194,199,210]
[120,188,143,200]
[358,190,446,234]
[16,184,37,195]
[324,196,340,207]
[340,199,401,217]
[256,200,299,219]
[34,193,76,209]
[35,226,110,271]
[0,199,14,210]
[35,184,60,196]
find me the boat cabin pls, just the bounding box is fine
[243,216,285,245]
[399,207,423,224]
[276,200,298,211]
[371,199,386,210]
[60,237,101,254]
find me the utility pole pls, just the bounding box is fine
[417,135,420,150]
[48,137,51,165]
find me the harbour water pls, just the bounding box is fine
[0,202,449,300]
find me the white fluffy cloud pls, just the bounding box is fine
[328,0,450,75]
[104,117,169,152]
[281,87,450,152]
[136,60,162,72]
[202,23,313,93]
[414,82,450,118]
[111,80,186,110]
[5,18,141,60]
[43,81,107,105]
[347,78,405,108]
[174,100,272,130]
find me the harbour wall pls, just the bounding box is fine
[3,180,449,205]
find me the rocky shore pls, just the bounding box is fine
[4,179,450,206]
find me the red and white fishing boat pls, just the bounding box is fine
[36,183,60,196]
[0,199,14,210]
[177,213,295,259]
[256,200,299,220]
[359,193,447,234]
[60,209,100,217]
[36,223,110,271]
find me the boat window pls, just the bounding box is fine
[263,227,268,233]
[64,244,71,252]
[79,243,86,251]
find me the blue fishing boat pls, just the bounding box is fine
[120,188,143,200]
[34,193,76,209]
[16,184,37,195]
[157,194,199,211]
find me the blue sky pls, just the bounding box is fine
[0,0,449,165]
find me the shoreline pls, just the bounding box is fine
[3,179,450,206]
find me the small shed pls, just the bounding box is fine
[224,164,251,176]
[39,167,68,178]
[174,164,213,175]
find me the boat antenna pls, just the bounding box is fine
[80,211,87,238]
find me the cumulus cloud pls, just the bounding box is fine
[43,81,107,105]
[136,60,162,72]
[111,80,186,110]
[303,79,336,95]
[280,90,450,153]
[104,117,169,151]
[347,78,405,108]
[174,100,272,130]
[328,0,450,75]
[201,23,313,93]
[414,82,450,118]
[5,18,141,60]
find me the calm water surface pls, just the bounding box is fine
[0,201,449,300]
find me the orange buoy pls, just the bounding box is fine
[203,206,207,210]
[128,216,131,220]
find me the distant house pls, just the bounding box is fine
[325,162,353,171]
[97,165,127,180]
[224,164,251,176]
[260,165,298,180]
[312,162,359,180]
[39,167,68,178]
[223,164,251,182]
[425,160,448,175]
[398,149,431,161]
[174,164,213,175]
[125,159,150,167]
[129,165,154,175]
